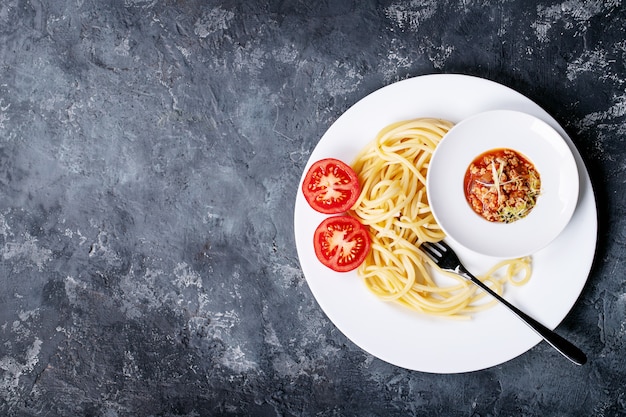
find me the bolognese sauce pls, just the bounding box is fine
[464,148,541,223]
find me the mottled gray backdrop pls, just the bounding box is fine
[0,1,625,416]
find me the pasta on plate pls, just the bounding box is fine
[350,118,531,318]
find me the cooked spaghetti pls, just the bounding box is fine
[350,118,531,318]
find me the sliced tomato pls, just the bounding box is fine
[313,215,370,272]
[302,158,360,214]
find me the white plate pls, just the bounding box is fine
[428,110,579,258]
[293,74,597,373]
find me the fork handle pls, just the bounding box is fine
[458,267,587,366]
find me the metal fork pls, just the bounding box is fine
[420,240,587,365]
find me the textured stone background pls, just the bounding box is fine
[0,1,625,416]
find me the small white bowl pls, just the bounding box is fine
[427,110,579,258]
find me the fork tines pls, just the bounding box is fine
[420,240,447,262]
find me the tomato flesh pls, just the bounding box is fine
[313,215,370,272]
[302,158,360,214]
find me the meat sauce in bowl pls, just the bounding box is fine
[464,148,541,223]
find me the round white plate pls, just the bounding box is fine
[293,74,597,373]
[428,109,579,258]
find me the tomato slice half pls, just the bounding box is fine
[302,158,360,214]
[313,215,370,272]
